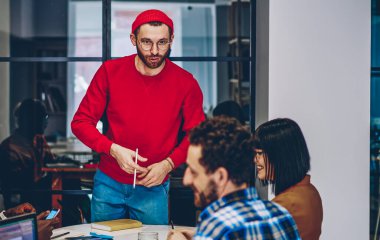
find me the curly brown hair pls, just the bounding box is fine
[189,116,253,186]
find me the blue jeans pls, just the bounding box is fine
[91,169,169,224]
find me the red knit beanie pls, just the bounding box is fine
[132,9,174,34]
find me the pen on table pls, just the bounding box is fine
[133,148,138,189]
[170,219,175,229]
[51,231,70,239]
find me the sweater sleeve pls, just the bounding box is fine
[169,77,205,167]
[71,64,113,155]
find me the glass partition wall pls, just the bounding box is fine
[0,0,255,136]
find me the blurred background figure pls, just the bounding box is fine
[212,100,246,125]
[0,99,90,225]
[0,99,53,213]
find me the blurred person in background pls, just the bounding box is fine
[0,99,53,213]
[212,100,245,124]
[0,99,90,225]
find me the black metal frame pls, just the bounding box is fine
[0,56,251,62]
[372,67,380,77]
[250,0,256,131]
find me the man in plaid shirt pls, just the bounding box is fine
[167,117,300,240]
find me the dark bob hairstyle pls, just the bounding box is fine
[253,118,310,195]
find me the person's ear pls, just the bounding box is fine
[213,167,229,189]
[130,34,137,46]
[170,34,174,43]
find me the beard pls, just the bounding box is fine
[136,46,171,69]
[192,180,219,209]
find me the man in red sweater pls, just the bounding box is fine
[71,9,204,224]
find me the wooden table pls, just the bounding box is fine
[41,167,96,227]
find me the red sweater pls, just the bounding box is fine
[71,54,205,184]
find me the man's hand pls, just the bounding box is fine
[37,211,60,240]
[167,229,194,240]
[110,143,148,174]
[137,159,173,188]
[37,211,60,226]
[37,220,54,240]
[5,202,35,217]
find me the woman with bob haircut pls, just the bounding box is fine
[253,118,323,240]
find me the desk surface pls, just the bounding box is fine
[52,224,194,240]
[49,140,91,154]
[48,139,94,164]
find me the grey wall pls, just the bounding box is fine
[256,0,370,238]
[0,0,10,142]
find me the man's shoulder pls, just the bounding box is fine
[0,135,12,147]
[0,135,21,149]
[103,55,134,68]
[0,134,33,161]
[221,199,292,223]
[197,200,254,234]
[199,199,299,239]
[247,200,300,238]
[166,59,195,80]
[201,198,296,228]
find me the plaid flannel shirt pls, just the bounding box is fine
[194,187,300,240]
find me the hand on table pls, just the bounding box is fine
[167,229,195,240]
[138,159,173,188]
[4,202,35,217]
[110,143,148,174]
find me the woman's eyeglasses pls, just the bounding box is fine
[254,150,264,158]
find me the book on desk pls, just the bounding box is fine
[91,219,142,231]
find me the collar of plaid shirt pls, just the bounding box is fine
[198,187,258,222]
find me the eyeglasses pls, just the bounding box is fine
[137,39,171,51]
[254,150,264,158]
